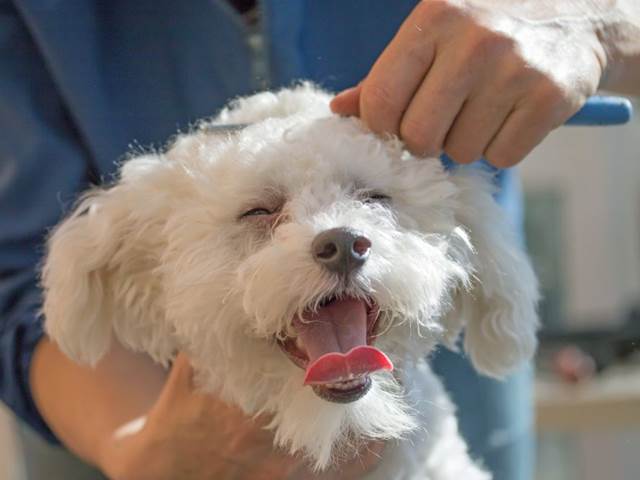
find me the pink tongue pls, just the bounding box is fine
[292,298,393,385]
[304,346,393,385]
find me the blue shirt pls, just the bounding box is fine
[0,0,518,442]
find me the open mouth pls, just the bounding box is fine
[277,296,393,403]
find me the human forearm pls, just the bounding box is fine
[30,337,166,465]
[32,340,383,480]
[596,1,640,94]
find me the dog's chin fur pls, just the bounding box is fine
[42,83,539,476]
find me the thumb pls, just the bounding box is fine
[330,84,362,117]
[159,352,196,403]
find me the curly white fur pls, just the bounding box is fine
[42,84,538,478]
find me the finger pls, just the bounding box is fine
[443,90,514,164]
[347,440,385,477]
[156,352,198,405]
[399,52,472,156]
[330,85,361,116]
[170,352,195,388]
[358,4,442,134]
[484,105,554,168]
[483,79,583,168]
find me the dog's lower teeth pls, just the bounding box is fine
[326,377,365,390]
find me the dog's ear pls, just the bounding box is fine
[42,154,176,366]
[444,170,539,378]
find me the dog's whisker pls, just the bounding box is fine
[166,280,221,299]
[220,286,240,306]
[182,219,217,228]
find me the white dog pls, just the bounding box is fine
[42,84,538,479]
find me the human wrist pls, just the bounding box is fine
[485,0,639,95]
[595,7,640,93]
[461,0,610,78]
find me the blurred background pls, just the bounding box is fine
[525,96,640,480]
[0,98,638,479]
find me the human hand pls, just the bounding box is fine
[331,0,610,167]
[99,353,383,480]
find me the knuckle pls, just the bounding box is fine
[529,80,573,124]
[467,30,517,61]
[405,42,435,69]
[400,117,439,155]
[414,0,461,26]
[499,62,534,88]
[360,82,398,118]
[534,79,567,105]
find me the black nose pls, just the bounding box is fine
[312,227,371,276]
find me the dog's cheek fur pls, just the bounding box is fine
[160,213,293,406]
[237,222,335,339]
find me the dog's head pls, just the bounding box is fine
[42,85,538,468]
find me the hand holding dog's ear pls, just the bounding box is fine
[99,353,384,480]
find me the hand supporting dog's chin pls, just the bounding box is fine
[98,355,386,480]
[190,338,413,472]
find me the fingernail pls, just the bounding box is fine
[334,85,358,98]
[330,86,360,115]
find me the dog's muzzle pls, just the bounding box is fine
[312,227,371,277]
[273,229,392,405]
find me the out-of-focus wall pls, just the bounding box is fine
[520,100,640,328]
[528,99,640,480]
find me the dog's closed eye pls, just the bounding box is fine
[361,191,392,204]
[239,189,286,221]
[241,207,273,218]
[239,205,286,229]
